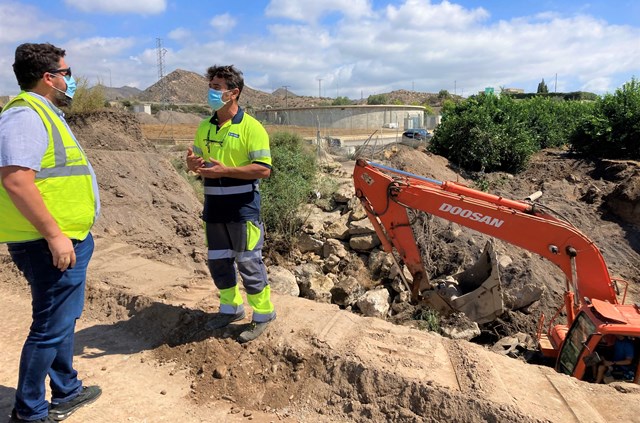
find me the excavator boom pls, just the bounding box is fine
[353,159,618,316]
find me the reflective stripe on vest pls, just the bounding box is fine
[27,99,91,179]
[204,184,255,196]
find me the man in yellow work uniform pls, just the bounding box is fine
[186,64,275,343]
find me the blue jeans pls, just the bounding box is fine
[8,233,94,420]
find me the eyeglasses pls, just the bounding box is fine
[205,126,224,149]
[48,67,72,77]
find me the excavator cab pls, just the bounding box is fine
[556,306,640,383]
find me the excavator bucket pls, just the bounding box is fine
[420,241,504,324]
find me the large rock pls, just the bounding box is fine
[348,197,368,221]
[297,233,324,254]
[349,218,376,235]
[356,288,390,318]
[299,274,334,303]
[268,266,299,297]
[331,276,366,307]
[349,234,381,252]
[333,183,354,204]
[322,239,348,259]
[296,263,334,303]
[298,204,326,234]
[323,212,350,240]
[440,313,481,340]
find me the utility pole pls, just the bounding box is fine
[555,73,558,93]
[454,80,457,96]
[282,85,290,108]
[156,38,168,108]
[317,78,322,99]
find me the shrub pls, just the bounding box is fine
[430,94,538,172]
[570,77,640,159]
[430,92,595,173]
[66,76,106,115]
[261,132,318,251]
[414,307,440,332]
[367,94,388,105]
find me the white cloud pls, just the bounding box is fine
[266,0,373,22]
[0,2,67,43]
[1,1,639,98]
[64,0,166,14]
[209,13,237,33]
[168,28,191,41]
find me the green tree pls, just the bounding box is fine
[421,103,435,115]
[438,89,451,100]
[570,77,640,159]
[367,94,388,105]
[537,79,549,94]
[332,96,352,105]
[431,94,536,172]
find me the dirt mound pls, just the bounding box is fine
[67,110,151,151]
[155,110,203,125]
[69,109,207,273]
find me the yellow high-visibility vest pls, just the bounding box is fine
[0,92,96,242]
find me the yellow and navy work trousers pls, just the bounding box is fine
[205,220,275,323]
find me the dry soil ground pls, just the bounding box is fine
[2,110,640,423]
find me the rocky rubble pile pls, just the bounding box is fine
[264,155,543,341]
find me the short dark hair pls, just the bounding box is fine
[206,65,244,100]
[13,43,66,90]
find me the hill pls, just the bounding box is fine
[97,85,142,101]
[128,69,444,109]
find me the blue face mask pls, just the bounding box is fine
[51,74,77,99]
[208,88,229,111]
[63,75,77,99]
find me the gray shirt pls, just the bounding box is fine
[0,92,101,217]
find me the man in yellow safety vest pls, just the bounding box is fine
[0,43,102,422]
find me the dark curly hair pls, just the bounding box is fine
[13,43,66,90]
[206,65,244,100]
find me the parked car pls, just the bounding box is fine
[402,129,431,140]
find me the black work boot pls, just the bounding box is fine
[49,386,102,421]
[205,311,246,331]
[238,315,276,344]
[9,409,55,422]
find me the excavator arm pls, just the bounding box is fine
[353,159,618,325]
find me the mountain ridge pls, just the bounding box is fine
[104,69,446,109]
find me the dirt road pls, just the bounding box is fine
[3,237,640,423]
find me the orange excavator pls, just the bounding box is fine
[353,159,640,382]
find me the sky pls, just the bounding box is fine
[0,0,639,99]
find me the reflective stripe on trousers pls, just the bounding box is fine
[205,221,275,321]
